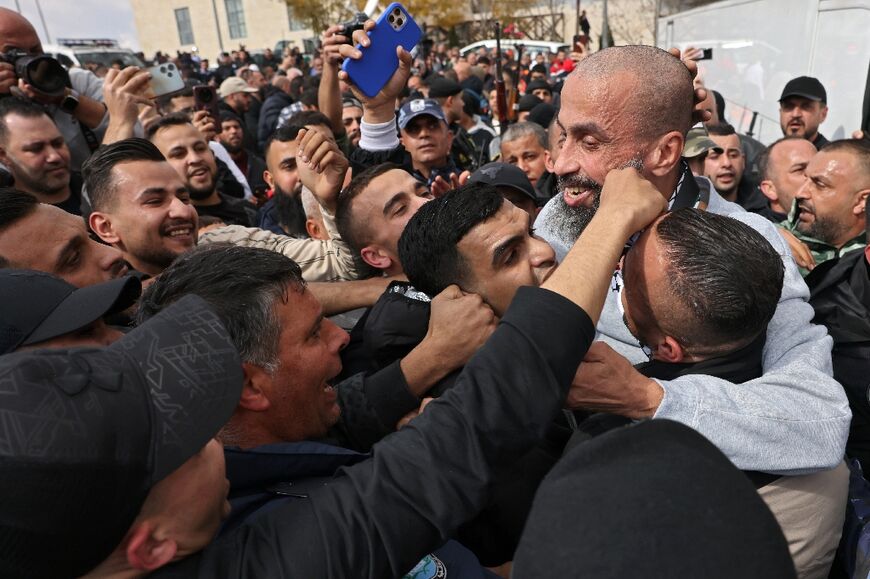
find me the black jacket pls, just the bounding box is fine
[152,287,594,578]
[258,91,294,150]
[808,249,870,466]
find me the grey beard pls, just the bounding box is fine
[551,157,645,244]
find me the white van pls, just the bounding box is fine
[460,39,569,59]
[43,39,145,70]
[657,0,870,144]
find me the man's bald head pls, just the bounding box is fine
[572,45,694,141]
[0,8,41,54]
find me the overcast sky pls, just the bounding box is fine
[0,0,141,50]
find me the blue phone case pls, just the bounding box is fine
[341,3,422,98]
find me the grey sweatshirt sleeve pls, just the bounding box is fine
[652,212,851,474]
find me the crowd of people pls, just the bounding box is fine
[0,4,869,578]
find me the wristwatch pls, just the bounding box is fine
[60,89,79,114]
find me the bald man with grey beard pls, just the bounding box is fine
[534,44,849,578]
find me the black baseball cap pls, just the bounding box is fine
[512,420,796,578]
[428,77,462,98]
[0,270,142,354]
[469,162,537,204]
[518,93,543,113]
[779,76,827,103]
[528,103,557,129]
[526,79,552,95]
[0,294,243,577]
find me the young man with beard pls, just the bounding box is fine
[704,122,778,221]
[533,45,850,478]
[0,98,82,215]
[217,112,268,196]
[255,113,336,237]
[147,113,258,227]
[85,139,199,277]
[780,139,869,275]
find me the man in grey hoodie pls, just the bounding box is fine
[534,45,850,577]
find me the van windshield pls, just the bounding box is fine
[75,51,144,68]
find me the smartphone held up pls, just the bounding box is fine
[341,2,422,98]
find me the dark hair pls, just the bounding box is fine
[530,63,548,75]
[138,244,305,370]
[0,188,39,268]
[820,138,870,180]
[336,163,406,253]
[263,123,303,158]
[705,122,737,137]
[398,183,504,297]
[299,87,319,108]
[712,90,726,120]
[144,111,194,140]
[757,136,809,181]
[285,110,331,132]
[0,97,52,144]
[652,208,783,355]
[81,138,166,212]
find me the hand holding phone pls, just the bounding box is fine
[145,62,185,98]
[339,3,421,100]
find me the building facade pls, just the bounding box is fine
[130,0,312,60]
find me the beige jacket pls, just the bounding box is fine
[198,209,360,282]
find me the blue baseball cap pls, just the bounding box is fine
[397,98,446,130]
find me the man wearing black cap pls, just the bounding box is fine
[428,77,486,171]
[0,269,140,352]
[526,79,553,105]
[469,161,539,217]
[517,94,542,123]
[0,294,244,578]
[779,76,830,150]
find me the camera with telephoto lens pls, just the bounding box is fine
[0,50,69,97]
[338,12,368,45]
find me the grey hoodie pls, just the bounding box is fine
[535,175,851,475]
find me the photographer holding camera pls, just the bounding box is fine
[0,8,109,171]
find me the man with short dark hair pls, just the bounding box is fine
[217,111,268,196]
[0,97,81,214]
[147,113,257,227]
[0,188,128,286]
[779,76,829,150]
[781,139,869,274]
[400,183,556,317]
[704,122,776,220]
[84,138,198,276]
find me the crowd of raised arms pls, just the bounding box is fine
[0,5,869,578]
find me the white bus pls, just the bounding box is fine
[656,0,870,144]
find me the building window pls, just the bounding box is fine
[225,0,247,39]
[287,6,304,31]
[175,7,195,45]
